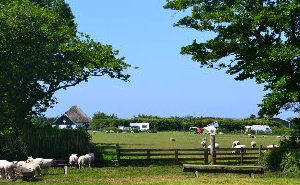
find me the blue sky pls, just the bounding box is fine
[45,0,295,120]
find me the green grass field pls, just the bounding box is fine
[0,131,297,185]
[91,131,282,149]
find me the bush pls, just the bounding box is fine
[281,151,300,173]
[261,147,285,172]
[132,128,139,133]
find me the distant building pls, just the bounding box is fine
[129,123,149,131]
[245,125,272,133]
[52,105,92,129]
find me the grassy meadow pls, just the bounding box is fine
[91,131,282,149]
[1,131,298,185]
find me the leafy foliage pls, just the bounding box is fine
[0,124,91,160]
[0,0,131,128]
[261,147,285,172]
[89,115,287,134]
[164,0,300,119]
[281,151,300,173]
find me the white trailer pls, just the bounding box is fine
[129,123,149,131]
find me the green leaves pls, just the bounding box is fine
[0,0,131,127]
[164,0,300,118]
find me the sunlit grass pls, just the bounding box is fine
[91,131,282,149]
[0,131,292,184]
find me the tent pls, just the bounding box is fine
[207,121,219,129]
[203,125,217,134]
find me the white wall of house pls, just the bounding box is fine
[52,125,77,129]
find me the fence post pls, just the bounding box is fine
[147,149,150,165]
[174,149,178,165]
[116,143,120,166]
[210,134,216,165]
[259,145,262,156]
[204,149,208,165]
[240,148,244,164]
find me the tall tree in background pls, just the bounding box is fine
[164,0,300,119]
[0,0,131,128]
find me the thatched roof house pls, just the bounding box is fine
[52,105,91,129]
[65,105,92,123]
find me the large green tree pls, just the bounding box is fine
[0,0,131,128]
[164,0,300,118]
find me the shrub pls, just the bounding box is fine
[281,151,300,173]
[261,147,285,172]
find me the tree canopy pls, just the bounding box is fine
[0,0,131,127]
[164,0,300,118]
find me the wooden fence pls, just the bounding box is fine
[115,144,269,166]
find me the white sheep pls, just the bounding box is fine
[69,154,79,165]
[251,141,256,148]
[200,140,207,148]
[78,155,92,169]
[232,144,247,153]
[0,160,16,179]
[27,157,53,175]
[248,134,256,138]
[232,141,240,148]
[18,161,42,177]
[86,153,95,166]
[207,143,220,149]
[170,138,175,142]
[276,136,281,138]
[266,144,279,148]
[263,144,279,153]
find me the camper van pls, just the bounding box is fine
[129,123,149,131]
[248,125,272,133]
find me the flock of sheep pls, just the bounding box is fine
[0,153,95,180]
[198,134,280,154]
[69,153,95,169]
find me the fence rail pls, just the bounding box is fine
[115,144,269,166]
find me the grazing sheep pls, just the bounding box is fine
[232,145,247,153]
[0,160,16,179]
[232,141,240,148]
[248,134,256,138]
[262,135,267,137]
[263,144,279,153]
[251,141,256,148]
[69,154,79,165]
[86,153,95,166]
[92,131,97,135]
[19,161,41,177]
[201,140,207,148]
[27,157,53,175]
[78,155,92,169]
[218,132,225,135]
[170,138,175,142]
[276,136,281,138]
[266,144,279,148]
[207,143,220,149]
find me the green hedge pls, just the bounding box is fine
[0,124,92,161]
[89,117,287,134]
